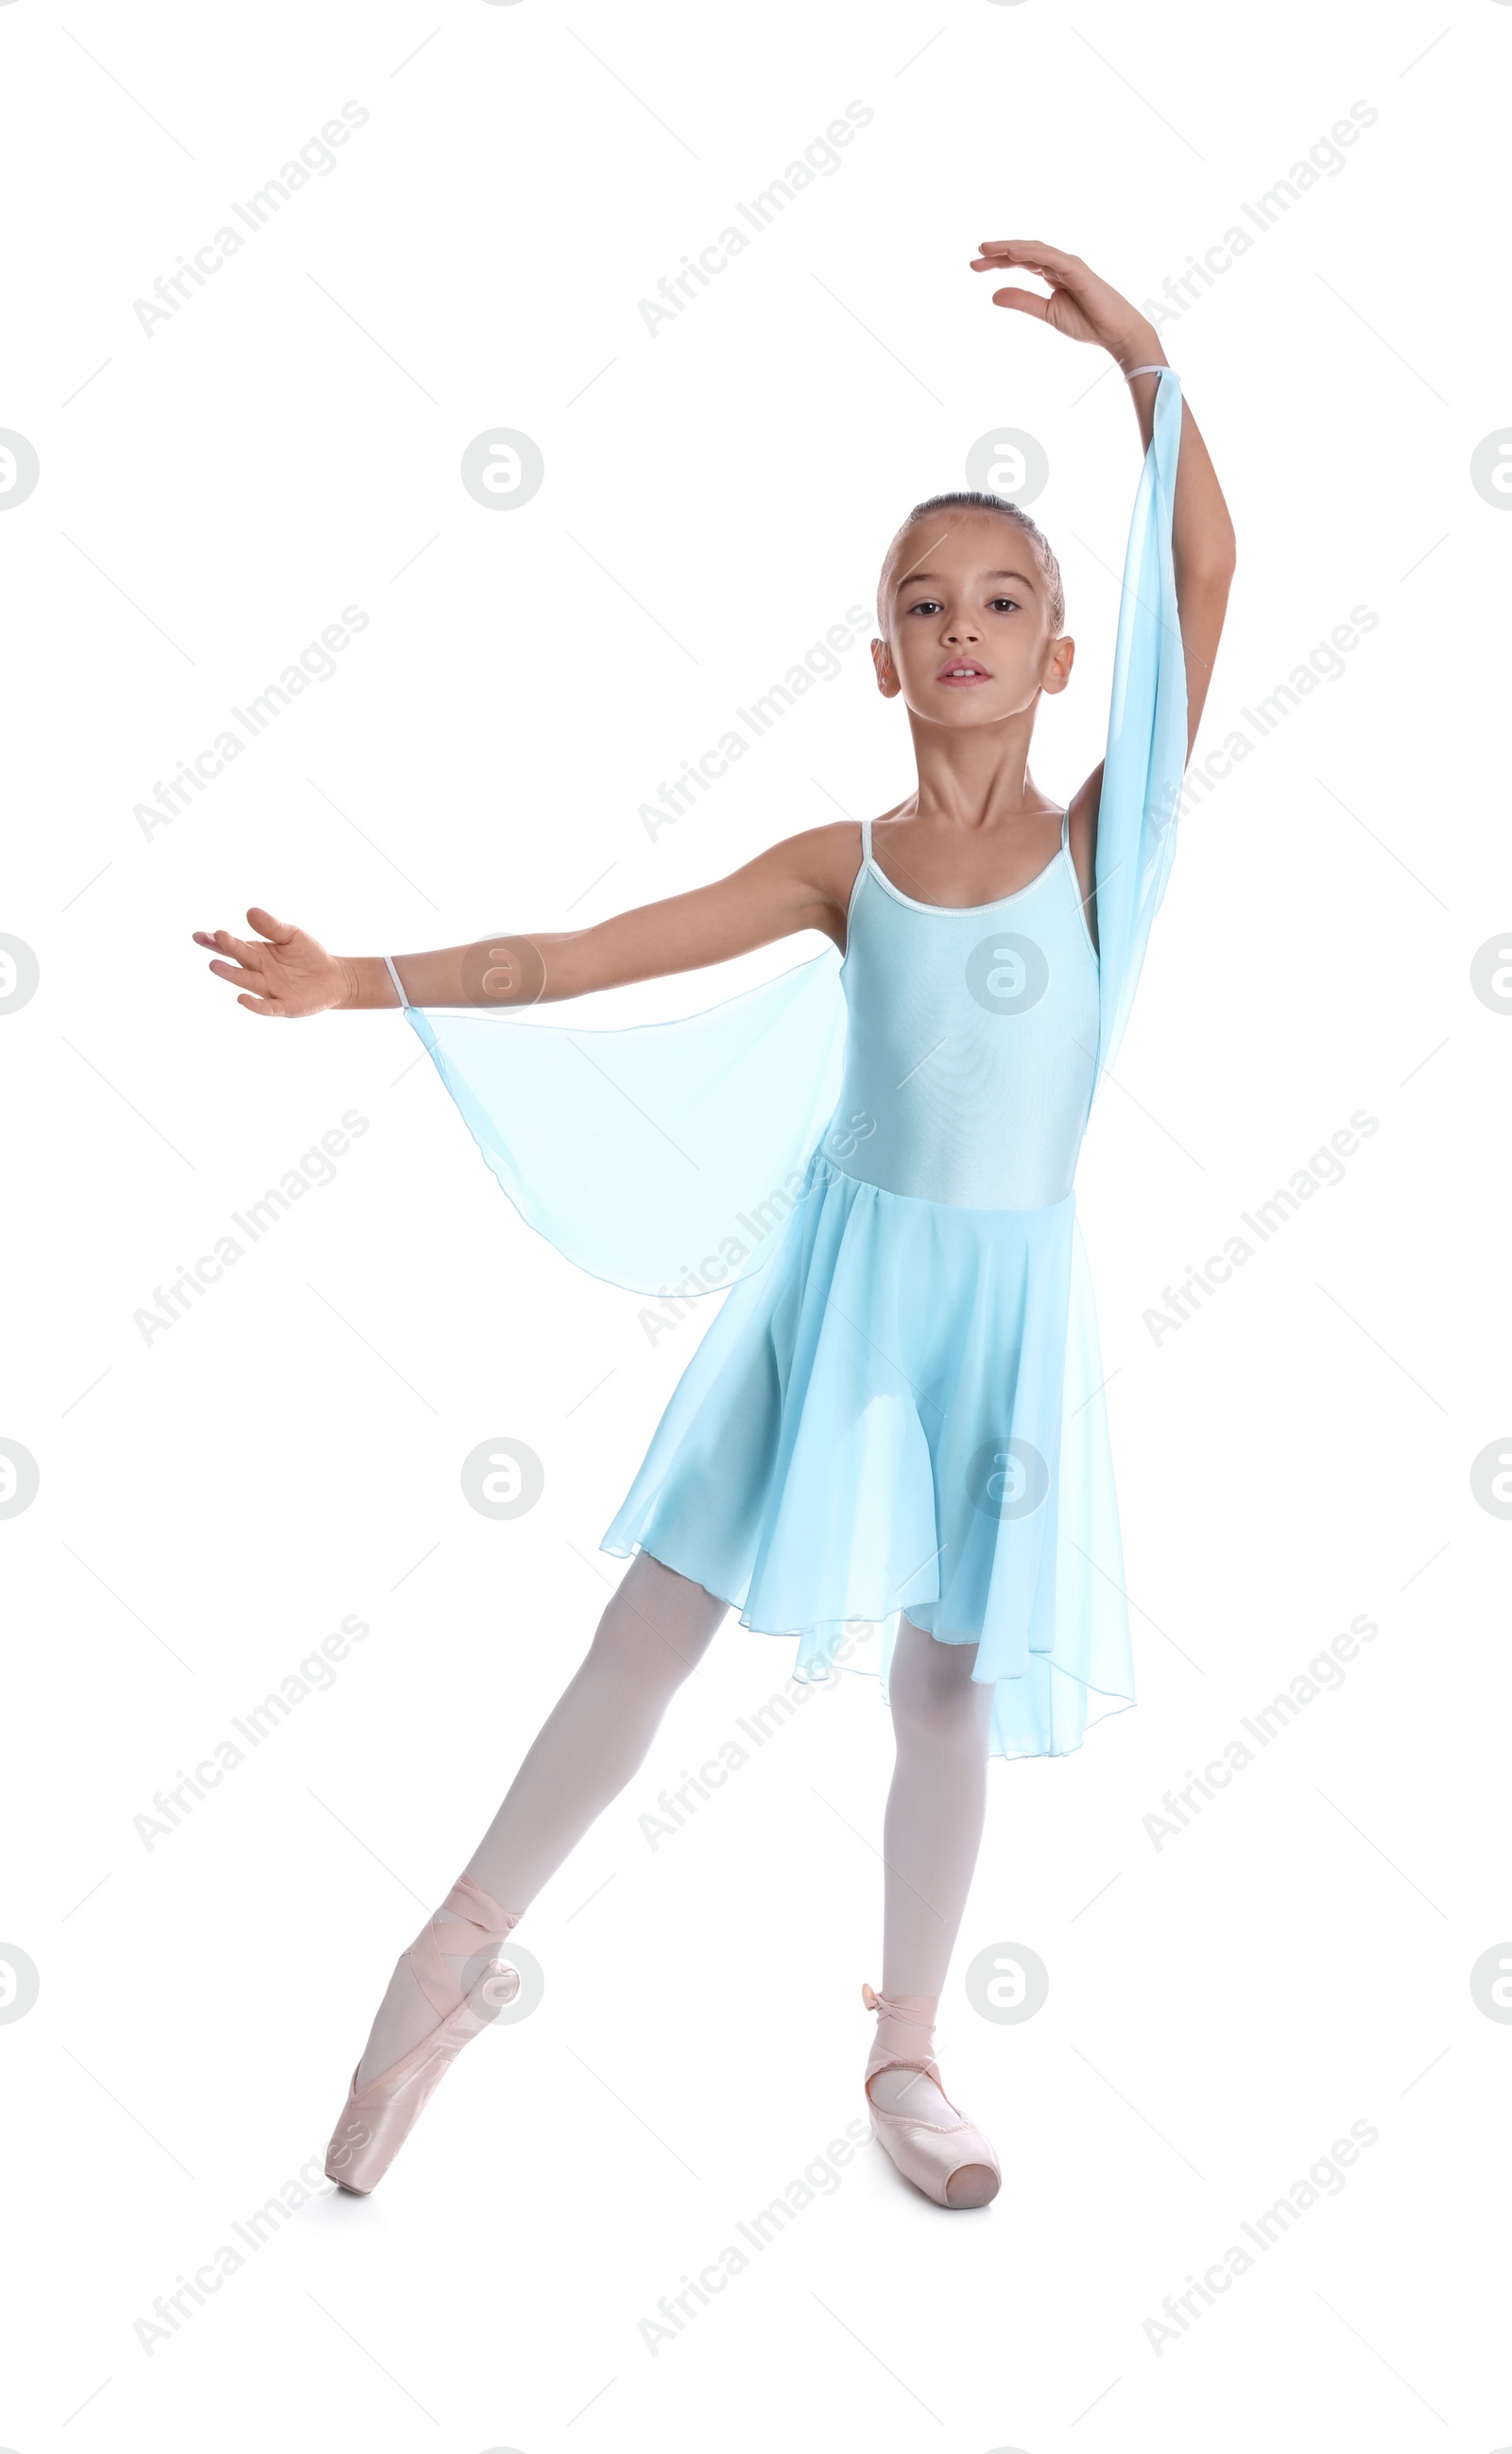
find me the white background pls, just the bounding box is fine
[3,0,1508,2445]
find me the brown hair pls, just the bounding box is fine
[877,493,1064,638]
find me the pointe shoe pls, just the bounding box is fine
[861,1983,1001,2210]
[325,1874,522,2196]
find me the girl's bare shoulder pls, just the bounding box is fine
[765,817,865,893]
[752,819,868,955]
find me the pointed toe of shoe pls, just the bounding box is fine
[323,1955,520,2196]
[943,2147,1001,2209]
[868,2106,1002,2210]
[325,2071,376,2192]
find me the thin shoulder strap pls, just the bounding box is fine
[1060,805,1071,853]
[384,954,410,1011]
[861,817,872,863]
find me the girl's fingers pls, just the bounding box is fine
[236,991,282,1015]
[975,238,1074,269]
[209,959,267,992]
[196,921,286,954]
[989,287,1052,319]
[971,258,1063,289]
[204,927,259,963]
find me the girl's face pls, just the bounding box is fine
[871,513,1073,726]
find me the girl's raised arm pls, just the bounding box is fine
[971,239,1236,752]
[193,824,858,1015]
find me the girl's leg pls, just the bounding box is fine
[868,1612,994,2123]
[352,1549,728,2087]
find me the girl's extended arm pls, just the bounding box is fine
[971,240,1236,750]
[193,824,857,1015]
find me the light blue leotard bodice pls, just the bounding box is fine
[829,812,1098,1210]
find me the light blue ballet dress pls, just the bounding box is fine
[399,370,1187,1759]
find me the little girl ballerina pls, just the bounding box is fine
[196,239,1235,2211]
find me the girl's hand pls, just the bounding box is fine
[970,240,1160,371]
[192,909,351,1017]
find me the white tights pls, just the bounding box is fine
[352,1551,994,2108]
[869,1610,994,2120]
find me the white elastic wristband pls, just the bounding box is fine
[1124,362,1172,380]
[383,954,410,1011]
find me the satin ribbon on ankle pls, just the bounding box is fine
[861,1981,940,2081]
[409,1875,522,2021]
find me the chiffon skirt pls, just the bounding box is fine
[602,1146,1135,1759]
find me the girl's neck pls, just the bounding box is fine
[900,719,1060,834]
